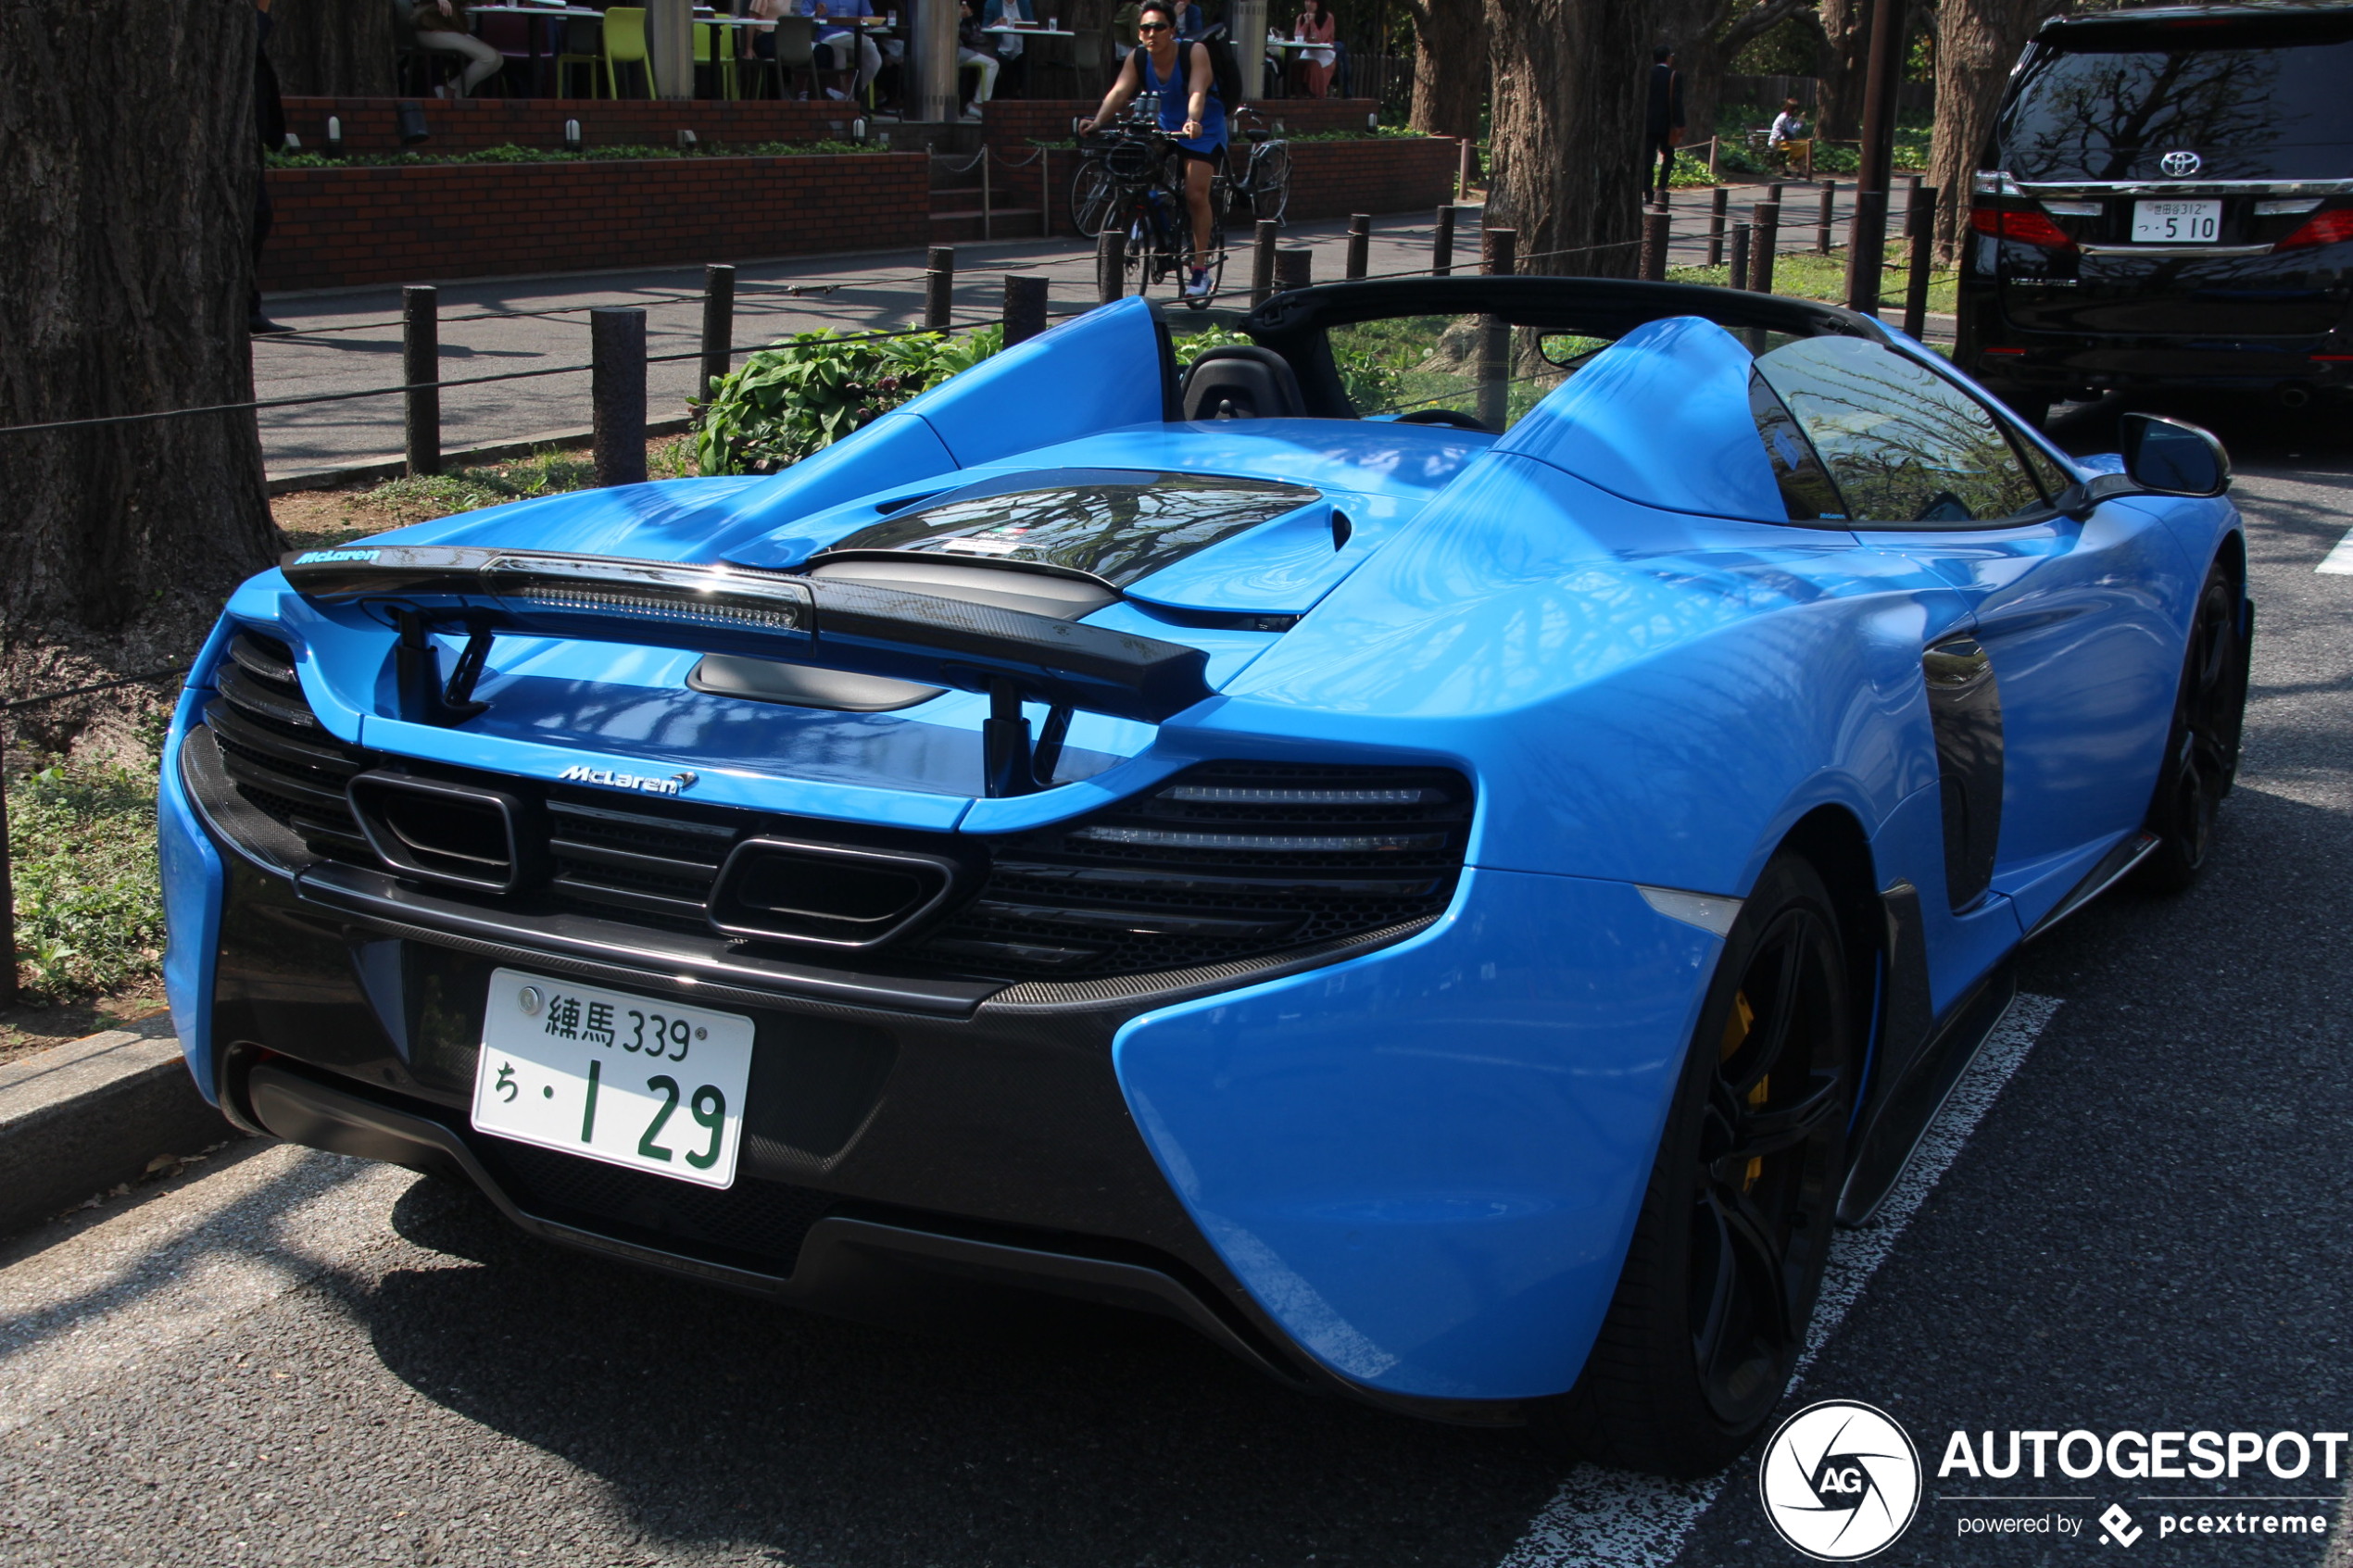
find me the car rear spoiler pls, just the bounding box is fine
[279,546,1214,794]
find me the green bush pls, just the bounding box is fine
[6,763,164,999]
[695,325,1006,476]
[267,140,875,169]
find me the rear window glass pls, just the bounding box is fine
[2002,19,2353,180]
[1755,339,2044,526]
[822,470,1317,585]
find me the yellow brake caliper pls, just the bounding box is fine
[1719,992,1768,1192]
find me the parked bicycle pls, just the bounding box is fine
[1224,105,1290,225]
[1072,119,1227,308]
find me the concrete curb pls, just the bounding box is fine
[0,1017,240,1236]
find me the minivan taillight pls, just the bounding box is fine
[1969,205,2076,250]
[2275,209,2353,251]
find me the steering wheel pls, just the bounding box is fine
[1394,408,1493,433]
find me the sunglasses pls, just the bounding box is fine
[1136,20,1170,30]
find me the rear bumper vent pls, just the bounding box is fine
[709,838,963,947]
[347,771,535,893]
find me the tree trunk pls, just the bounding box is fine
[1406,0,1487,142]
[1484,0,1647,278]
[262,0,396,97]
[1929,0,2058,259]
[1814,0,1870,139]
[0,0,280,692]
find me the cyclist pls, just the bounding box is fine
[1079,0,1226,299]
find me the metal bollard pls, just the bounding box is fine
[1642,206,1671,282]
[1433,204,1456,277]
[1251,219,1280,307]
[590,307,648,488]
[1095,226,1124,304]
[925,245,955,331]
[1752,201,1780,294]
[1817,182,1836,255]
[1478,228,1515,432]
[1729,220,1752,293]
[1903,185,1938,340]
[1843,187,1890,316]
[700,263,735,404]
[1346,213,1370,281]
[403,285,440,478]
[1707,185,1729,267]
[1274,247,1312,295]
[1001,273,1049,345]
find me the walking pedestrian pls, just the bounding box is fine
[1644,45,1684,206]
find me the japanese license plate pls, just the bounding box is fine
[2133,199,2221,243]
[472,968,755,1189]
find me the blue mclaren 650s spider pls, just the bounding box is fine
[158,276,2249,1474]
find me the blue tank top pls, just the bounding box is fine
[1138,44,1225,153]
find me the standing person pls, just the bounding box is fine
[251,0,291,334]
[1079,0,1226,298]
[1643,45,1684,205]
[402,0,503,96]
[1290,0,1335,99]
[982,0,1033,100]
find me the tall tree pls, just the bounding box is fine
[1811,0,1870,138]
[1484,0,1649,278]
[1404,0,1488,141]
[262,0,396,96]
[1928,0,2062,258]
[0,0,280,696]
[1653,0,1819,169]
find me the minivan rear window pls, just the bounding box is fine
[2001,17,2353,182]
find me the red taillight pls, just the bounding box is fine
[2276,209,2353,251]
[1969,205,2076,249]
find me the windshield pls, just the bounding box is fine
[1328,315,1611,430]
[2001,18,2353,182]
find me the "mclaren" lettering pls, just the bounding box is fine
[557,764,696,796]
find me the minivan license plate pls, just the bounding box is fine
[472,968,755,1188]
[2133,199,2221,243]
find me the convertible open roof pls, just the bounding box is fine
[1238,276,1894,420]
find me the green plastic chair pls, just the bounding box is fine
[602,6,657,99]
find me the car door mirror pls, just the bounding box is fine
[2120,412,2231,496]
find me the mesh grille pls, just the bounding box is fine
[208,633,376,864]
[907,760,1471,980]
[484,1140,834,1275]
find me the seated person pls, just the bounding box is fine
[399,0,502,96]
[1289,0,1335,99]
[982,0,1032,99]
[958,0,1000,118]
[1768,98,1808,151]
[798,0,880,101]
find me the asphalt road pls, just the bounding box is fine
[248,181,1914,482]
[1,395,2345,1567]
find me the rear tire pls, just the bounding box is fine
[1070,162,1116,238]
[2137,562,2247,893]
[1249,143,1291,224]
[1540,854,1857,1477]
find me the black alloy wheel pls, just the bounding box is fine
[2139,562,2248,893]
[1544,853,1856,1477]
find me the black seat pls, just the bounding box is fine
[1179,346,1306,421]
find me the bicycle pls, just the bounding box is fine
[1074,119,1228,309]
[1224,105,1290,225]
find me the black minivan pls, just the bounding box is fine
[1956,2,2353,423]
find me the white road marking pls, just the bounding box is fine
[1497,993,2063,1568]
[2319,528,2353,574]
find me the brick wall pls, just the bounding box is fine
[1280,134,1459,222]
[279,96,864,157]
[261,153,928,291]
[983,97,1383,147]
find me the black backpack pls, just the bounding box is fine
[1193,22,1243,115]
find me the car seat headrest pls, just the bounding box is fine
[1179,345,1306,421]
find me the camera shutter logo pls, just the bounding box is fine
[2099,1504,2144,1548]
[2160,149,2202,177]
[1757,1400,1922,1561]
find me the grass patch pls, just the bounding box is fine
[6,762,164,1002]
[1668,248,1958,316]
[356,438,698,523]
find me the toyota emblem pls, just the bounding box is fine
[2160,149,2202,177]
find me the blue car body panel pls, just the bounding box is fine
[162,293,2241,1405]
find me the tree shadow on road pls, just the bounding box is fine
[365,1177,1565,1566]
